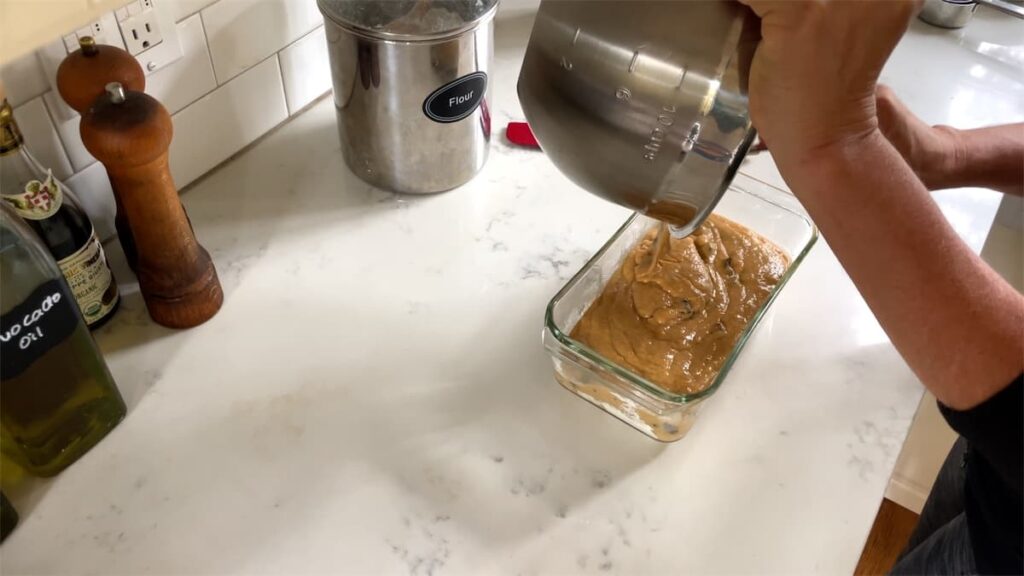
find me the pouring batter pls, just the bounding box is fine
[572,215,789,395]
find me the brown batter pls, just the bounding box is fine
[571,214,791,395]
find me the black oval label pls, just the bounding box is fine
[423,72,487,124]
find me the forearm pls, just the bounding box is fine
[784,131,1024,409]
[934,123,1024,196]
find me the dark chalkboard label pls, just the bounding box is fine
[423,72,487,124]
[1,281,78,379]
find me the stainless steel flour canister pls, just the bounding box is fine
[518,0,759,234]
[318,0,498,194]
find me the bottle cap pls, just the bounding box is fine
[0,99,24,154]
[78,36,99,57]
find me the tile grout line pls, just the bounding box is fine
[279,24,326,115]
[168,52,308,193]
[204,19,322,88]
[176,91,331,197]
[197,10,220,87]
[273,53,290,115]
[27,94,76,179]
[164,51,280,125]
[150,14,217,118]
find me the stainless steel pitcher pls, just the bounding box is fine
[518,0,760,233]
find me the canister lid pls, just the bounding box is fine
[318,0,498,40]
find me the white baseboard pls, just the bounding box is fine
[885,474,929,514]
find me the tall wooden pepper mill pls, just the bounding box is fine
[80,83,223,328]
[56,36,145,267]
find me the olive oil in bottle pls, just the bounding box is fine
[0,204,126,477]
[0,98,119,329]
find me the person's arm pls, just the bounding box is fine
[740,0,1024,409]
[876,85,1024,196]
[788,131,1023,409]
[944,124,1024,196]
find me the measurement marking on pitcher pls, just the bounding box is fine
[643,104,678,161]
[676,67,688,91]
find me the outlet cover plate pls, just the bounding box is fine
[116,0,182,75]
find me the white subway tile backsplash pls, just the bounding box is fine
[65,162,118,241]
[145,14,218,114]
[44,13,215,171]
[278,26,330,115]
[168,56,287,188]
[202,0,322,84]
[44,92,95,172]
[21,0,356,218]
[165,0,218,22]
[13,97,74,180]
[0,51,51,107]
[36,39,81,125]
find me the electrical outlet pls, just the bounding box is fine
[116,0,182,74]
[118,6,162,55]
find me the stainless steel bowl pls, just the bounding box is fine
[517,0,760,233]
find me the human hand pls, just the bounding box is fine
[875,85,962,190]
[738,0,920,173]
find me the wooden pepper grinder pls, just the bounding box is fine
[80,83,223,328]
[56,36,145,267]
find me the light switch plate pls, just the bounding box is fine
[60,12,126,54]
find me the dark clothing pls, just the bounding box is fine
[891,375,1023,575]
[891,438,976,575]
[939,375,1023,574]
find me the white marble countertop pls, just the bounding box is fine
[3,10,1022,576]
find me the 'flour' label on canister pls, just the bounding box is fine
[423,72,488,123]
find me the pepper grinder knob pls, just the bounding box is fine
[56,37,144,113]
[105,82,127,104]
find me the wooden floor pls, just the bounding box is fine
[855,499,921,575]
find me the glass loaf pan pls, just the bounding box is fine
[544,173,818,441]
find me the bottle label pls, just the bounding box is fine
[1,280,78,379]
[2,170,63,221]
[57,230,118,325]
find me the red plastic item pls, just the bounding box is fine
[505,122,540,149]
